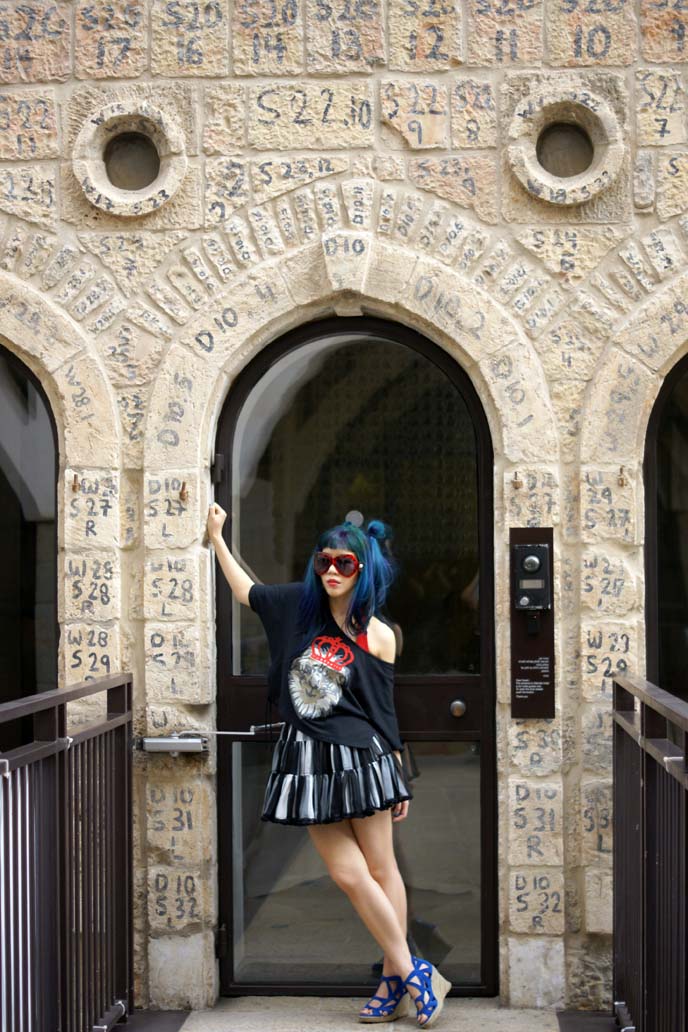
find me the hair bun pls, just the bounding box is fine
[366,519,390,541]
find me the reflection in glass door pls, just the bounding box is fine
[216,317,496,995]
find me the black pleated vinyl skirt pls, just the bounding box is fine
[260,721,414,825]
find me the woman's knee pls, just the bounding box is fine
[367,860,400,885]
[328,860,368,892]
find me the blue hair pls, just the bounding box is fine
[286,518,399,667]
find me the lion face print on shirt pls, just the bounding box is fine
[288,634,355,719]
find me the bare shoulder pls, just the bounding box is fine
[367,617,397,663]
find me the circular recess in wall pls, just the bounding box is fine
[73,100,187,217]
[507,89,623,206]
[103,131,161,190]
[536,122,594,178]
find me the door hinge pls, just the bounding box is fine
[211,453,225,484]
[215,921,228,959]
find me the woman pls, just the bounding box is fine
[207,505,452,1028]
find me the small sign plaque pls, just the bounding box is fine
[510,527,555,718]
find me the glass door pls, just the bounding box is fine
[215,317,496,995]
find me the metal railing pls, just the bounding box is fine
[0,673,134,1032]
[613,673,687,1032]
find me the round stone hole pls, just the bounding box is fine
[535,122,595,178]
[103,131,161,191]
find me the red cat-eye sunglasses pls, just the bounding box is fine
[313,552,364,578]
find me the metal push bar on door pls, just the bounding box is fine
[137,722,286,754]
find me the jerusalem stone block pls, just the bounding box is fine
[515,227,624,285]
[100,319,167,388]
[508,719,562,775]
[580,621,638,700]
[62,551,120,623]
[148,932,217,1009]
[380,80,449,149]
[204,158,249,228]
[145,622,211,704]
[121,471,140,549]
[151,0,229,76]
[508,936,565,1007]
[508,779,564,865]
[657,150,688,219]
[0,166,56,229]
[322,232,372,292]
[388,0,462,69]
[504,468,559,527]
[509,868,565,934]
[251,155,347,203]
[451,78,497,148]
[480,343,559,462]
[363,239,418,304]
[581,550,638,615]
[247,82,374,149]
[581,701,614,772]
[641,227,683,280]
[409,154,498,223]
[117,386,148,466]
[203,84,245,153]
[565,936,613,1010]
[62,623,121,685]
[636,69,685,146]
[579,352,656,461]
[0,89,58,160]
[405,256,510,365]
[545,0,637,65]
[145,346,215,467]
[467,0,543,65]
[180,266,293,366]
[75,1,147,78]
[233,0,304,74]
[634,149,655,210]
[144,472,204,549]
[147,776,215,865]
[64,470,120,550]
[580,468,637,544]
[54,354,120,467]
[619,273,688,372]
[580,779,613,864]
[535,314,606,383]
[0,288,79,373]
[0,2,71,83]
[148,865,213,934]
[641,0,688,62]
[584,868,613,933]
[278,242,330,303]
[306,0,384,72]
[144,552,204,621]
[79,231,188,298]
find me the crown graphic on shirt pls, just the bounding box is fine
[310,635,355,671]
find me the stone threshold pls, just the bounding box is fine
[130,997,575,1031]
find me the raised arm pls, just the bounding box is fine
[206,503,254,606]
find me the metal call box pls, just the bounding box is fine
[509,528,555,719]
[511,543,551,611]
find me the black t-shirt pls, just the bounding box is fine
[248,580,404,751]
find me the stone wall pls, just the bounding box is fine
[1,0,685,1012]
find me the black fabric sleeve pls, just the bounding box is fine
[249,580,301,618]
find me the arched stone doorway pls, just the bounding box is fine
[213,316,497,997]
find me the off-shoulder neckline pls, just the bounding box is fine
[325,613,396,668]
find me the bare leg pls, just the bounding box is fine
[349,809,410,1014]
[307,819,414,996]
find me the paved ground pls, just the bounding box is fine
[174,996,565,1032]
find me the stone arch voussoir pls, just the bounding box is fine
[143,236,560,475]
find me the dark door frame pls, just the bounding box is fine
[213,315,497,997]
[643,352,688,685]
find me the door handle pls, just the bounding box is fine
[450,699,467,718]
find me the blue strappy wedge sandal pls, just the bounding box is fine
[358,972,410,1023]
[402,956,452,1028]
